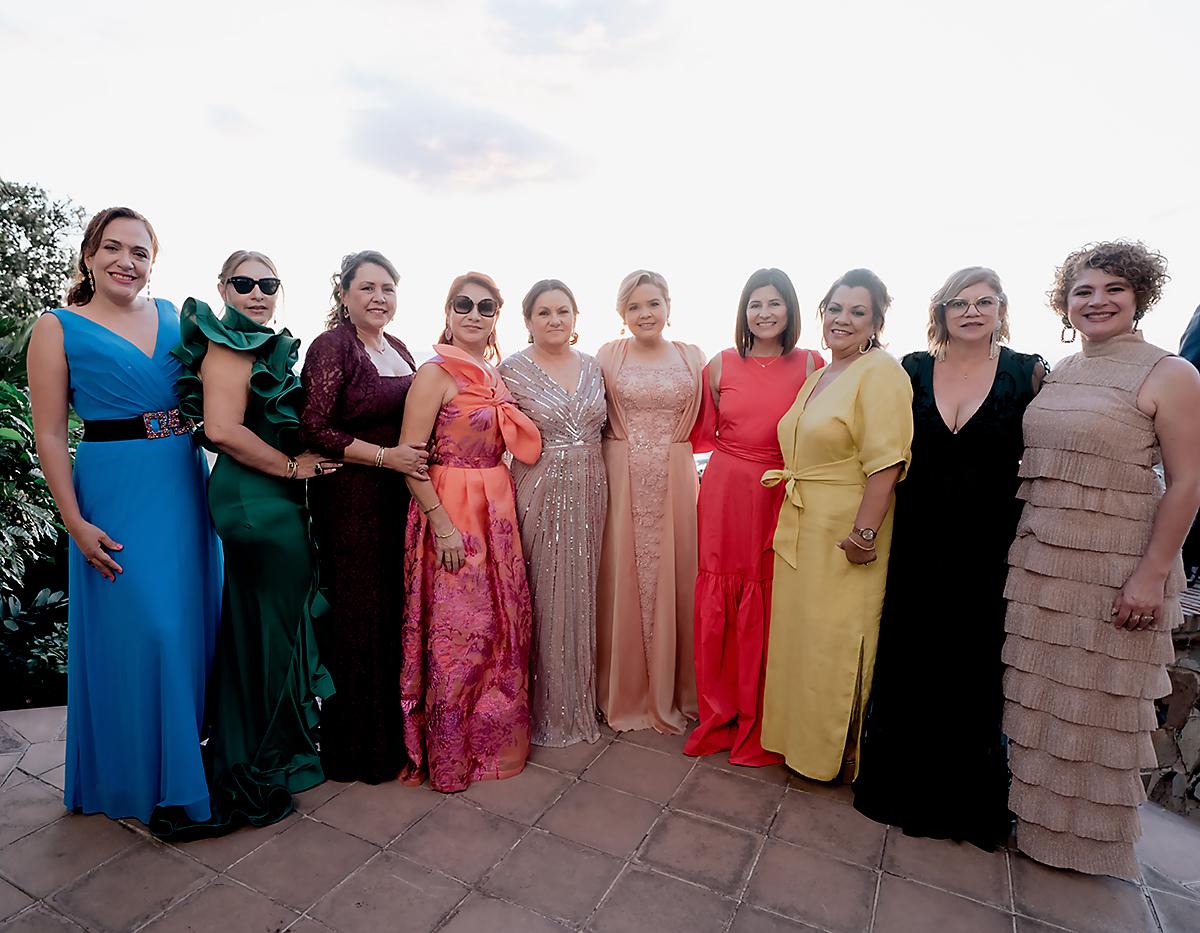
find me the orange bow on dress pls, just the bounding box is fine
[431,344,542,464]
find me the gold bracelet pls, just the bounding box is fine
[423,502,443,517]
[286,458,298,479]
[374,445,387,468]
[433,526,457,539]
[847,535,876,551]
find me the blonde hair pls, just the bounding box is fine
[616,269,669,316]
[927,266,1009,358]
[219,249,279,282]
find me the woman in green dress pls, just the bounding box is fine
[165,250,339,836]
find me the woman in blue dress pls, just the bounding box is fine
[27,207,222,826]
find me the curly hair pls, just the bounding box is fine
[1049,240,1168,325]
[326,250,399,329]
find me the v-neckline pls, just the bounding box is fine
[62,299,162,361]
[931,351,1001,435]
[800,350,870,413]
[525,349,582,397]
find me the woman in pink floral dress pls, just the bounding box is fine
[398,272,542,792]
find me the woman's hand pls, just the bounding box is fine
[68,520,124,581]
[293,451,342,479]
[385,442,430,479]
[836,536,877,566]
[1111,566,1167,630]
[433,526,466,573]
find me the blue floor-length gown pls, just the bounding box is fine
[49,300,222,824]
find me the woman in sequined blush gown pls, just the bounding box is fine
[596,269,705,734]
[499,280,607,747]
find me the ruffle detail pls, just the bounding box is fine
[172,298,304,454]
[1009,776,1140,842]
[1003,668,1159,732]
[1004,602,1176,665]
[1017,478,1157,521]
[1018,447,1160,494]
[1009,745,1145,807]
[1003,704,1156,770]
[1009,533,1140,585]
[1011,514,1151,561]
[1002,633,1171,700]
[1014,820,1140,880]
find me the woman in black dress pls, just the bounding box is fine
[300,251,429,783]
[853,266,1044,849]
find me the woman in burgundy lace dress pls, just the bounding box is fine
[300,251,429,783]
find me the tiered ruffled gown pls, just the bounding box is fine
[170,299,333,833]
[1002,332,1185,879]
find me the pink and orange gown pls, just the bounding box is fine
[685,348,824,765]
[401,345,542,792]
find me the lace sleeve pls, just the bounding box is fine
[300,331,355,455]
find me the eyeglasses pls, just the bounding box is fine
[943,296,1000,314]
[451,295,498,317]
[225,275,281,296]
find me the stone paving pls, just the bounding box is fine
[1,706,1198,933]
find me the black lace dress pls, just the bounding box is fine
[300,321,416,784]
[853,347,1043,849]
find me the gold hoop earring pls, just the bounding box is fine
[820,335,829,351]
[858,336,874,354]
[1060,323,1076,344]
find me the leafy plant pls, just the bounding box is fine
[0,588,68,708]
[0,380,60,602]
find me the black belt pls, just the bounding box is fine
[82,409,195,442]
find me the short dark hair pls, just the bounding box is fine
[734,268,802,358]
[818,268,892,344]
[1049,241,1168,325]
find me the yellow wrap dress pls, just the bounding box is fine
[760,350,913,780]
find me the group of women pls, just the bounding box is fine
[26,205,1200,882]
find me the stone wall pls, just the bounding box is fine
[1146,587,1200,818]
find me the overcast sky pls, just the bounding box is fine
[3,0,1198,363]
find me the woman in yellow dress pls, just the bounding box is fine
[761,269,913,782]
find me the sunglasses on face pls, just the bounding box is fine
[226,275,282,296]
[451,295,498,317]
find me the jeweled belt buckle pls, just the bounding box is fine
[142,409,192,439]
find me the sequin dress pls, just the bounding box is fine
[402,345,542,791]
[596,339,706,734]
[499,350,607,747]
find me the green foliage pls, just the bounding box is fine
[0,588,68,706]
[0,178,84,383]
[0,381,60,602]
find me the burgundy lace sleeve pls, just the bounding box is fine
[301,331,355,455]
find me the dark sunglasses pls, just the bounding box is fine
[226,275,282,296]
[451,295,498,317]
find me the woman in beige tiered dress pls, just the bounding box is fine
[500,280,607,747]
[596,270,705,734]
[1003,241,1200,879]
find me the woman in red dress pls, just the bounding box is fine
[685,268,823,766]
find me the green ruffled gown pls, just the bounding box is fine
[165,299,334,837]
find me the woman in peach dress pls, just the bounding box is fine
[596,269,705,734]
[399,272,541,792]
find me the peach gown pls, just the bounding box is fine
[595,338,705,734]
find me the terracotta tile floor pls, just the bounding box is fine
[2,706,1198,932]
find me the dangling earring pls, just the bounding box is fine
[666,317,672,327]
[988,329,999,360]
[85,266,95,293]
[1060,322,1076,343]
[620,323,626,337]
[527,332,534,344]
[144,275,152,301]
[820,335,829,351]
[1132,315,1141,332]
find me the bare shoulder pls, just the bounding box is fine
[28,312,65,355]
[1142,355,1200,416]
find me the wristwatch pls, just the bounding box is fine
[853,526,877,542]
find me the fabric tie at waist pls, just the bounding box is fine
[762,457,862,568]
